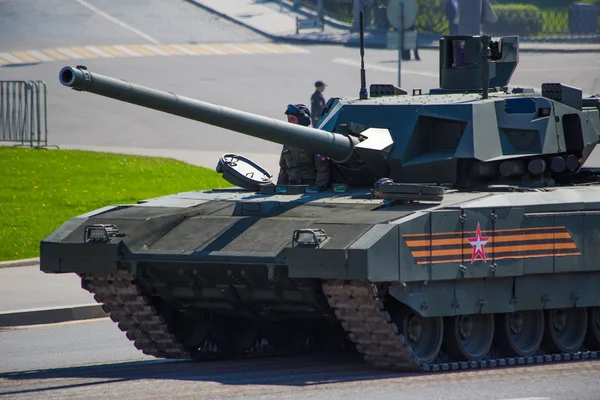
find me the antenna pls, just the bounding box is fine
[359,10,368,100]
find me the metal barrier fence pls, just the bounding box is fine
[0,80,48,148]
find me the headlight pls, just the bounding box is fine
[292,229,328,247]
[84,224,119,243]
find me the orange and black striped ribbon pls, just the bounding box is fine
[402,226,580,265]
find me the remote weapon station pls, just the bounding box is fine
[43,26,600,371]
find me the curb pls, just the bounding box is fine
[0,304,108,327]
[0,257,40,269]
[276,0,353,30]
[183,0,275,40]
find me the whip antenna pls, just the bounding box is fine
[359,10,368,100]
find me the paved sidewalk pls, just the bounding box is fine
[0,265,95,312]
[187,0,600,52]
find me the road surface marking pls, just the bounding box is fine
[169,44,197,56]
[0,52,26,64]
[262,42,296,54]
[125,45,155,57]
[113,45,143,57]
[224,44,253,54]
[26,50,54,62]
[280,44,310,53]
[155,45,185,56]
[179,44,211,55]
[332,57,437,78]
[0,43,311,66]
[252,43,282,53]
[234,43,270,54]
[99,46,126,57]
[74,0,160,44]
[84,46,115,58]
[141,44,171,56]
[204,44,240,55]
[56,47,86,59]
[11,51,38,63]
[70,46,99,59]
[42,48,69,60]
[196,44,226,55]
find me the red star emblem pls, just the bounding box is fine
[466,222,490,263]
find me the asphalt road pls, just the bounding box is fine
[1,0,600,174]
[1,319,599,400]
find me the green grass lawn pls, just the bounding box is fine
[0,147,231,261]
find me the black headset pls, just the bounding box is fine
[285,103,311,126]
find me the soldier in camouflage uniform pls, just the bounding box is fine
[277,104,331,189]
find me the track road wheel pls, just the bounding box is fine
[495,311,544,357]
[443,314,494,361]
[385,298,443,364]
[543,308,587,353]
[585,307,600,350]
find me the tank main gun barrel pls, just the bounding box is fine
[59,66,356,162]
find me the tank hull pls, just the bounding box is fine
[41,186,600,370]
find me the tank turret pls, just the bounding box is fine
[59,34,600,189]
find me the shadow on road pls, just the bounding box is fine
[0,352,419,397]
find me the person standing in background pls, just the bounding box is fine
[310,81,326,128]
[445,0,459,35]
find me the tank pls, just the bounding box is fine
[41,34,600,372]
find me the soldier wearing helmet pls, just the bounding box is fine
[373,177,394,199]
[276,104,331,189]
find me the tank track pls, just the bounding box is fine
[81,270,335,361]
[84,270,194,359]
[322,280,600,373]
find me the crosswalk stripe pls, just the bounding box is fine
[155,45,185,56]
[121,45,152,56]
[84,46,114,58]
[185,44,213,55]
[252,43,282,54]
[235,43,270,54]
[42,49,69,60]
[279,44,310,54]
[0,52,26,63]
[262,43,297,54]
[223,44,253,54]
[207,44,241,55]
[141,44,170,56]
[70,47,99,58]
[12,51,39,63]
[169,44,197,56]
[0,43,312,65]
[56,47,86,59]
[196,44,226,55]
[99,46,126,57]
[26,50,54,62]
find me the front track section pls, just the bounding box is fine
[81,270,348,362]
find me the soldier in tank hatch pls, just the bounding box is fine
[277,103,331,189]
[372,177,394,199]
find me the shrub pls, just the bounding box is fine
[415,0,448,34]
[484,4,544,37]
